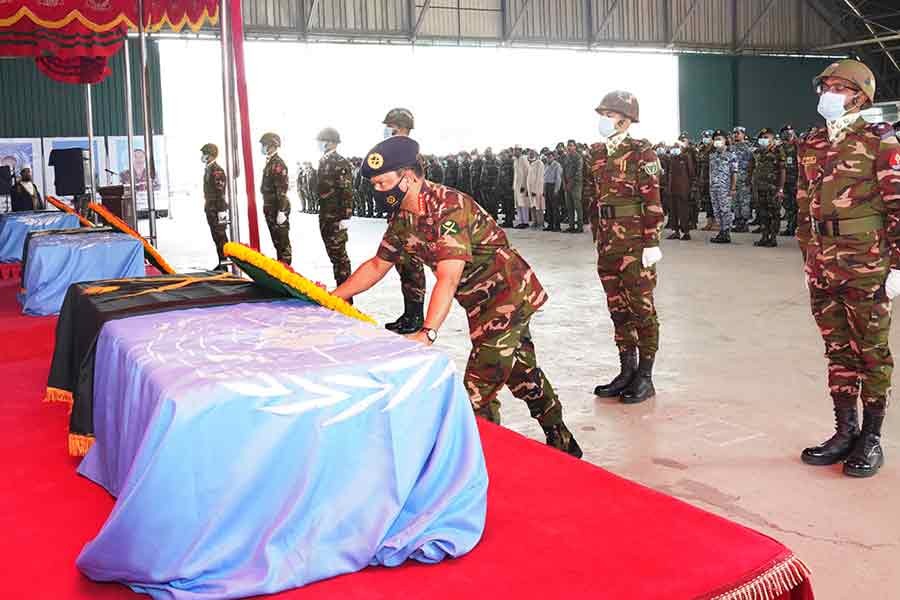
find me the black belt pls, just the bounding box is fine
[599,204,643,219]
[812,215,883,237]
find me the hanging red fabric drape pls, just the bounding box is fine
[228,0,260,250]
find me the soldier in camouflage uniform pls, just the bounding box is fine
[730,126,754,232]
[470,149,483,208]
[200,143,229,270]
[563,140,584,233]
[479,147,500,220]
[259,132,292,264]
[749,128,786,247]
[708,130,738,244]
[307,163,319,214]
[426,155,444,184]
[498,150,516,227]
[697,130,715,230]
[779,124,800,236]
[457,152,472,196]
[586,91,664,404]
[798,59,900,478]
[443,154,458,190]
[315,127,353,284]
[334,135,582,458]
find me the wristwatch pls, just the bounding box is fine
[421,327,438,343]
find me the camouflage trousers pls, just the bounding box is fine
[205,210,229,262]
[810,275,892,413]
[395,253,426,304]
[263,204,292,265]
[782,181,798,231]
[465,320,563,428]
[598,249,659,358]
[709,187,734,232]
[733,175,751,223]
[318,216,351,286]
[756,189,781,237]
[564,186,583,228]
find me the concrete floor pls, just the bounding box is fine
[158,198,900,600]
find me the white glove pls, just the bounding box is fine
[885,269,900,300]
[276,211,287,226]
[339,219,350,231]
[642,247,662,268]
[217,211,228,224]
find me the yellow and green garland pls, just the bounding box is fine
[224,242,375,325]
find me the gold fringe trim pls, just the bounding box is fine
[88,202,176,274]
[46,195,95,228]
[44,387,73,405]
[0,6,218,35]
[68,434,95,457]
[711,555,811,600]
[223,242,377,325]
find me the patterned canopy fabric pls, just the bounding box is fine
[0,1,218,83]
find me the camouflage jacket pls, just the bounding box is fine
[781,140,799,185]
[260,154,289,212]
[584,135,664,254]
[317,150,354,220]
[457,161,471,194]
[377,182,547,343]
[750,145,786,191]
[480,157,500,190]
[203,161,227,212]
[563,152,583,189]
[731,141,754,178]
[708,149,737,190]
[470,157,483,191]
[797,117,900,272]
[498,157,515,190]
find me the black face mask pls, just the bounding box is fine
[374,175,407,214]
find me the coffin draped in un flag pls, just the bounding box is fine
[0,210,80,262]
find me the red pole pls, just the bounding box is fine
[228,0,260,249]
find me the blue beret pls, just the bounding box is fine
[361,136,420,179]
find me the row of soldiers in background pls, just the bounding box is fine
[296,144,596,233]
[655,125,800,247]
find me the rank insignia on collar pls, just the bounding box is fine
[441,220,460,236]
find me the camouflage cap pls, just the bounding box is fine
[316,127,341,144]
[678,131,690,141]
[814,59,876,106]
[200,143,219,157]
[382,108,415,130]
[732,126,746,134]
[360,135,420,179]
[595,90,640,123]
[259,132,281,147]
[757,127,775,138]
[701,129,714,138]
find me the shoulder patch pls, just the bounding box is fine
[889,150,900,171]
[642,160,661,176]
[440,220,461,236]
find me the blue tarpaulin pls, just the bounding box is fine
[19,231,144,316]
[0,211,80,262]
[76,300,488,600]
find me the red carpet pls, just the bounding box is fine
[0,279,813,600]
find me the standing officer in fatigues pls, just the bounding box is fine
[708,130,738,244]
[749,128,786,247]
[469,150,483,209]
[259,132,292,265]
[780,124,800,236]
[585,91,664,404]
[443,154,458,189]
[457,152,472,196]
[498,150,516,227]
[427,155,444,184]
[730,126,754,232]
[798,59,900,478]
[562,140,584,233]
[381,108,427,334]
[200,143,229,270]
[480,147,500,220]
[697,130,715,231]
[334,136,582,458]
[315,127,353,285]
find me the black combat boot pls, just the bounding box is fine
[843,410,885,478]
[710,230,731,244]
[594,349,637,397]
[667,231,681,240]
[393,299,424,335]
[801,406,860,466]
[680,232,691,241]
[543,423,583,459]
[753,234,769,247]
[620,355,656,404]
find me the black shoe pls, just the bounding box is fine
[502,222,514,228]
[594,349,638,397]
[394,300,425,335]
[621,356,655,404]
[801,406,860,466]
[751,226,764,234]
[385,314,405,332]
[666,232,681,240]
[514,223,530,229]
[843,411,885,477]
[753,236,768,247]
[764,235,778,247]
[212,262,228,272]
[543,423,583,459]
[680,233,691,241]
[710,231,731,244]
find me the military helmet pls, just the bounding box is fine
[200,143,219,158]
[382,108,415,130]
[316,127,341,144]
[814,59,876,106]
[595,90,640,123]
[259,132,281,147]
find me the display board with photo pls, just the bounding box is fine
[107,136,170,215]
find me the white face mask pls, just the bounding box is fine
[319,141,329,154]
[597,115,617,138]
[713,140,725,149]
[671,148,681,156]
[817,92,848,122]
[758,138,770,148]
[383,127,394,140]
[260,144,268,156]
[201,154,210,164]
[702,137,712,144]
